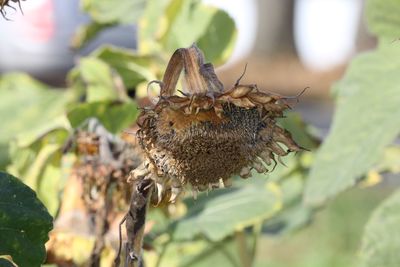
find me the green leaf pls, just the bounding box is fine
[81,0,146,24]
[148,237,245,267]
[304,44,400,206]
[71,22,112,49]
[0,144,10,170]
[0,74,72,168]
[7,129,69,216]
[197,10,237,65]
[137,0,170,54]
[92,46,157,88]
[0,74,70,143]
[161,0,213,50]
[0,172,53,267]
[263,173,312,236]
[366,0,400,41]
[263,204,311,236]
[169,182,281,242]
[19,143,60,194]
[67,101,139,133]
[375,146,400,173]
[359,189,400,267]
[178,237,244,267]
[159,0,236,65]
[77,58,128,102]
[75,0,146,47]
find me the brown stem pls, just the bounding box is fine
[235,230,252,267]
[115,179,153,267]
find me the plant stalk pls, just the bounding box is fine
[235,230,252,267]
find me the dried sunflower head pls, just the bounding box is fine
[130,45,302,203]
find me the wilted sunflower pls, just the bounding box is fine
[130,44,302,203]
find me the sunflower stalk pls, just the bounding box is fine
[126,45,302,265]
[235,230,252,267]
[114,179,153,267]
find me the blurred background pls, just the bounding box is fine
[0,0,376,135]
[0,1,393,267]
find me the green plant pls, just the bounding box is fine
[0,172,53,267]
[0,1,313,266]
[1,0,400,266]
[305,0,400,265]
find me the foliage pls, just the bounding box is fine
[81,0,146,25]
[1,0,250,266]
[73,0,236,65]
[304,0,400,206]
[0,172,53,267]
[0,74,73,169]
[1,0,400,266]
[255,188,389,267]
[304,43,400,205]
[304,0,400,266]
[169,182,281,242]
[366,0,400,41]
[359,189,400,267]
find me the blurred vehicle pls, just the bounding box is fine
[0,0,137,85]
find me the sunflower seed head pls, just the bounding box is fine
[132,45,302,202]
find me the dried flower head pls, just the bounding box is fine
[65,119,143,209]
[130,45,302,203]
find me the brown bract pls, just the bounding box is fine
[130,44,302,203]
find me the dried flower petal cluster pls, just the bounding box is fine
[130,45,302,203]
[67,119,143,208]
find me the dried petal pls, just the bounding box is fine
[226,85,254,98]
[269,142,288,156]
[272,127,301,152]
[248,92,273,104]
[252,158,267,173]
[239,166,252,178]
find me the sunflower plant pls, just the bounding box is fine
[1,0,400,267]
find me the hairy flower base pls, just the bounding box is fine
[129,45,302,203]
